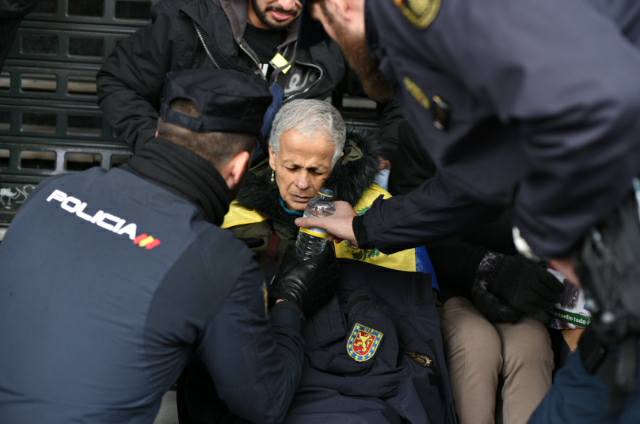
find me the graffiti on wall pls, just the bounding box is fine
[0,185,36,210]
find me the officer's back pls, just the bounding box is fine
[0,165,234,422]
[0,69,332,424]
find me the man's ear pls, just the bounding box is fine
[223,150,251,189]
[268,145,277,171]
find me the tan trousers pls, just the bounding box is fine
[441,297,553,424]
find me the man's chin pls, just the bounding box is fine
[285,198,308,211]
[266,13,300,29]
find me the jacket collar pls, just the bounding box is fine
[126,138,232,226]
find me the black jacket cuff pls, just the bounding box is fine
[271,301,304,330]
[353,214,372,249]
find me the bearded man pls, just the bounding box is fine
[97,0,345,153]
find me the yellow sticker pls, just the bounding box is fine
[394,0,441,29]
[403,77,431,109]
[270,53,292,74]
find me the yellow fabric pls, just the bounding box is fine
[222,200,268,229]
[336,184,417,272]
[222,185,418,272]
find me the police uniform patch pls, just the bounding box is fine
[393,0,441,29]
[262,282,269,315]
[346,322,384,362]
[403,77,431,110]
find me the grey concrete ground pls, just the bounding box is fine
[154,391,179,424]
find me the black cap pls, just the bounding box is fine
[298,0,330,48]
[160,69,273,136]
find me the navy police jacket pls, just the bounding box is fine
[178,260,457,424]
[356,0,640,258]
[287,260,457,424]
[0,167,303,424]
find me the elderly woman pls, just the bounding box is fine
[224,98,426,270]
[178,99,457,424]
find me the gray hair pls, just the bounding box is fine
[269,99,346,166]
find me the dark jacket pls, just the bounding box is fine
[355,0,640,259]
[220,131,457,423]
[97,0,345,152]
[0,0,37,67]
[177,131,456,423]
[377,108,517,300]
[0,140,304,424]
[228,129,382,273]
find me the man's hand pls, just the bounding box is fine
[470,278,523,323]
[269,243,339,318]
[295,200,358,245]
[481,252,564,319]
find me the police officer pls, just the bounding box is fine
[0,69,338,424]
[298,0,640,422]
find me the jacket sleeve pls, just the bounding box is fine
[0,0,37,67]
[356,169,502,251]
[197,254,304,424]
[419,0,640,258]
[376,100,402,161]
[96,3,177,152]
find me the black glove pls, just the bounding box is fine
[470,278,523,323]
[479,251,563,319]
[269,243,339,318]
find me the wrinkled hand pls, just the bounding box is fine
[470,278,523,323]
[483,253,564,318]
[295,200,357,245]
[269,243,339,318]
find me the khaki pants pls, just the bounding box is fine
[441,297,553,424]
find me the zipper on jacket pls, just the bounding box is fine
[238,39,267,80]
[194,24,221,70]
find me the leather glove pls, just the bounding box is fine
[479,251,563,319]
[470,278,523,323]
[269,242,339,318]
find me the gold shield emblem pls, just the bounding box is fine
[394,0,441,29]
[346,322,384,362]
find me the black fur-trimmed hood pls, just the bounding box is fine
[325,127,380,205]
[236,128,381,227]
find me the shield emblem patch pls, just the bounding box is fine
[393,0,441,29]
[346,322,384,362]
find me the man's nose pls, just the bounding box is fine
[295,173,310,190]
[277,0,297,11]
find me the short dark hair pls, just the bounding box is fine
[157,99,256,169]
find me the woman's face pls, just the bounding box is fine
[269,128,335,211]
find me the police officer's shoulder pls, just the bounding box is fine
[194,224,260,281]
